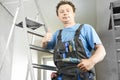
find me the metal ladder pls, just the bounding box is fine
[109,1,120,79]
[19,17,46,80]
[16,17,57,80]
[0,0,56,80]
[16,18,57,80]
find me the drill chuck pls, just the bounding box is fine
[55,57,81,63]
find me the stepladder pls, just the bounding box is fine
[16,17,45,80]
[16,17,57,80]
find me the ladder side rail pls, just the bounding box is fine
[19,0,35,80]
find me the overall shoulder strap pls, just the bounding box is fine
[75,24,84,37]
[74,24,88,58]
[57,29,62,41]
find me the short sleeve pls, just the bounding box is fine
[85,24,102,49]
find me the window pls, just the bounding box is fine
[41,56,56,80]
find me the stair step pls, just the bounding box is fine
[114,27,120,37]
[114,19,120,26]
[114,25,120,32]
[29,44,53,54]
[115,25,120,28]
[115,37,120,42]
[117,49,120,52]
[113,7,120,14]
[116,40,120,48]
[112,1,120,8]
[118,60,120,63]
[114,13,120,20]
[118,59,120,63]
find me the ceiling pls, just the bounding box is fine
[1,0,97,32]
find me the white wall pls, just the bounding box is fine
[74,0,97,28]
[36,0,97,31]
[0,3,13,80]
[11,27,28,80]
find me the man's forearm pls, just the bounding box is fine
[89,44,106,65]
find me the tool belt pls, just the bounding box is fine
[52,67,94,80]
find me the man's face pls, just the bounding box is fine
[57,4,75,23]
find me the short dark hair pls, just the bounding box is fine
[56,1,76,16]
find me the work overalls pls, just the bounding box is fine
[53,24,94,80]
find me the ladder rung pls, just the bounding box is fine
[29,44,53,54]
[33,66,56,71]
[32,63,57,71]
[27,29,44,37]
[114,13,120,20]
[115,37,120,42]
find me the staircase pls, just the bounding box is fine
[109,1,120,79]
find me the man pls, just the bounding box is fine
[41,1,106,80]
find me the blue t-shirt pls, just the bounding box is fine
[47,23,102,57]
